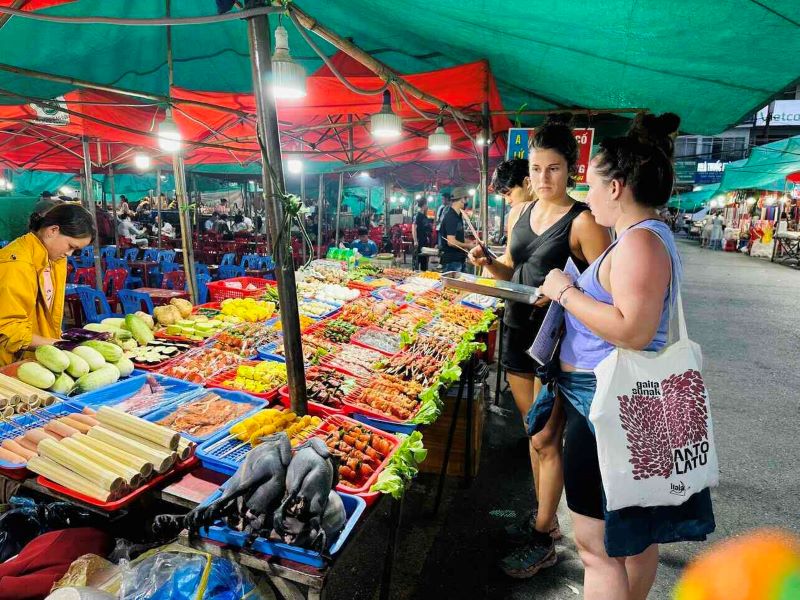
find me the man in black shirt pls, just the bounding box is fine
[412,197,432,271]
[438,187,473,272]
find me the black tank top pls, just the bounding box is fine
[504,200,589,328]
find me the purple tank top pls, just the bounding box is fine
[560,220,682,369]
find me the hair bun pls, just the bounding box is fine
[629,112,680,157]
[543,112,573,128]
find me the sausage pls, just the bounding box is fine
[70,413,99,427]
[24,428,58,447]
[44,420,79,438]
[0,447,25,464]
[58,416,91,434]
[15,436,38,453]
[1,439,36,460]
[82,407,97,416]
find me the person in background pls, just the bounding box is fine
[438,187,473,272]
[492,158,535,245]
[32,194,61,218]
[151,215,175,239]
[167,196,177,210]
[241,212,255,233]
[116,195,130,216]
[710,211,724,250]
[205,212,220,232]
[435,193,451,230]
[218,198,230,216]
[155,193,168,210]
[0,204,95,366]
[470,117,611,578]
[412,197,432,271]
[350,227,378,257]
[231,214,249,234]
[536,113,714,599]
[117,213,148,246]
[135,197,151,219]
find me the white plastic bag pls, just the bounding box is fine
[590,293,719,511]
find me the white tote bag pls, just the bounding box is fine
[589,292,719,511]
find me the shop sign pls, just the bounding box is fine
[694,160,729,184]
[28,96,69,126]
[740,100,800,127]
[506,127,595,184]
[675,160,697,184]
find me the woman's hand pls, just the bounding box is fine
[467,245,490,267]
[540,269,574,302]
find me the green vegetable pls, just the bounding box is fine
[75,364,119,394]
[113,356,135,377]
[125,314,155,345]
[50,372,75,395]
[120,339,138,352]
[17,362,56,389]
[101,317,126,328]
[133,311,155,330]
[63,350,90,379]
[370,431,428,498]
[34,345,70,373]
[72,345,106,371]
[84,323,133,341]
[81,340,123,363]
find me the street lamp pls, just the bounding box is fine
[158,114,182,152]
[271,25,307,99]
[370,91,402,139]
[134,153,151,170]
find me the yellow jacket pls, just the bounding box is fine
[0,232,67,366]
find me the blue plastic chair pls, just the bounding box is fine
[195,273,212,304]
[160,261,183,273]
[240,254,264,270]
[194,263,210,277]
[66,256,79,282]
[75,285,122,323]
[218,264,245,280]
[117,289,155,315]
[123,248,139,262]
[0,241,9,249]
[105,257,127,270]
[106,257,143,288]
[143,248,160,262]
[100,246,117,261]
[77,254,95,268]
[220,252,236,266]
[158,250,177,263]
[80,246,94,260]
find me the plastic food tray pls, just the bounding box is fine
[143,388,267,443]
[0,400,85,472]
[461,292,499,310]
[350,326,403,356]
[198,491,365,568]
[276,386,346,417]
[371,287,408,303]
[441,271,540,304]
[297,299,341,320]
[340,385,421,432]
[350,413,418,435]
[131,340,200,370]
[36,456,199,511]
[206,277,276,301]
[74,373,205,417]
[205,361,286,401]
[256,322,339,365]
[318,344,385,379]
[195,404,326,475]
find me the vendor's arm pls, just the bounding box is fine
[0,266,42,356]
[411,221,418,246]
[541,229,670,350]
[445,234,473,253]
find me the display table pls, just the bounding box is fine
[772,232,800,263]
[133,287,190,305]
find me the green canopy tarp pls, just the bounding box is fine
[668,185,721,212]
[0,1,799,135]
[716,135,800,192]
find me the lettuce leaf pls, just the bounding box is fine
[370,431,428,498]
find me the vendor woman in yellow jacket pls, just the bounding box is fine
[0,204,95,366]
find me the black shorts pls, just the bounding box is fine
[562,399,604,520]
[500,324,541,374]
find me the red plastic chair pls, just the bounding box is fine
[103,268,129,309]
[161,270,186,291]
[74,267,96,286]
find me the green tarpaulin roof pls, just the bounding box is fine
[668,185,721,212]
[0,1,799,135]
[716,135,800,192]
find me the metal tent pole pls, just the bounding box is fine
[246,2,307,416]
[81,136,103,291]
[156,167,163,249]
[384,179,390,239]
[108,151,119,258]
[300,168,306,263]
[334,172,344,248]
[317,173,324,258]
[173,153,198,304]
[480,102,490,243]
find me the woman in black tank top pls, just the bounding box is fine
[469,119,611,577]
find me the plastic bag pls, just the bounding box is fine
[118,550,263,600]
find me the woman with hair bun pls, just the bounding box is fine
[470,115,611,578]
[536,113,715,599]
[0,204,95,366]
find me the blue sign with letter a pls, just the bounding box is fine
[506,128,532,160]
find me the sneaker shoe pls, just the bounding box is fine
[504,510,563,543]
[499,530,558,579]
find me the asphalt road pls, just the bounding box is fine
[327,239,800,600]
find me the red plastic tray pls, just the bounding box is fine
[340,382,421,425]
[318,344,386,380]
[206,277,276,301]
[205,361,285,401]
[35,455,199,511]
[350,326,403,356]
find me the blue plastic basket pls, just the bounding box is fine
[350,412,418,435]
[47,369,147,403]
[143,388,267,443]
[198,490,366,568]
[297,299,341,320]
[461,293,498,311]
[0,400,85,470]
[256,337,285,363]
[73,373,204,417]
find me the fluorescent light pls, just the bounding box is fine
[158,115,181,152]
[371,90,402,139]
[271,25,307,99]
[399,196,406,203]
[427,195,434,202]
[59,186,73,195]
[5,181,12,190]
[746,196,756,205]
[360,171,370,178]
[415,193,422,200]
[287,157,303,174]
[134,153,151,170]
[475,134,486,146]
[709,200,718,208]
[428,122,451,152]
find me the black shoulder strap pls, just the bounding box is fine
[523,201,586,257]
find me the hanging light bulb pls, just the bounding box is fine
[427,195,434,202]
[475,133,486,146]
[469,188,477,196]
[271,25,307,99]
[360,171,370,178]
[746,196,757,205]
[287,156,303,175]
[5,181,13,191]
[415,193,422,200]
[134,153,151,170]
[158,114,182,152]
[59,186,73,196]
[371,90,402,139]
[428,118,451,152]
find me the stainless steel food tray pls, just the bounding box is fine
[441,272,541,305]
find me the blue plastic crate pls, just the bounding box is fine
[350,412,418,435]
[461,292,498,311]
[256,337,285,363]
[143,388,267,443]
[297,299,340,320]
[73,373,205,417]
[47,369,148,402]
[198,489,365,568]
[195,428,250,476]
[0,400,85,470]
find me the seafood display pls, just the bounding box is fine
[155,392,254,438]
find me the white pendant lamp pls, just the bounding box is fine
[272,25,307,99]
[134,153,151,170]
[158,114,182,152]
[371,91,402,139]
[427,118,451,152]
[287,156,303,174]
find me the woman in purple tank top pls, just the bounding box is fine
[533,113,715,600]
